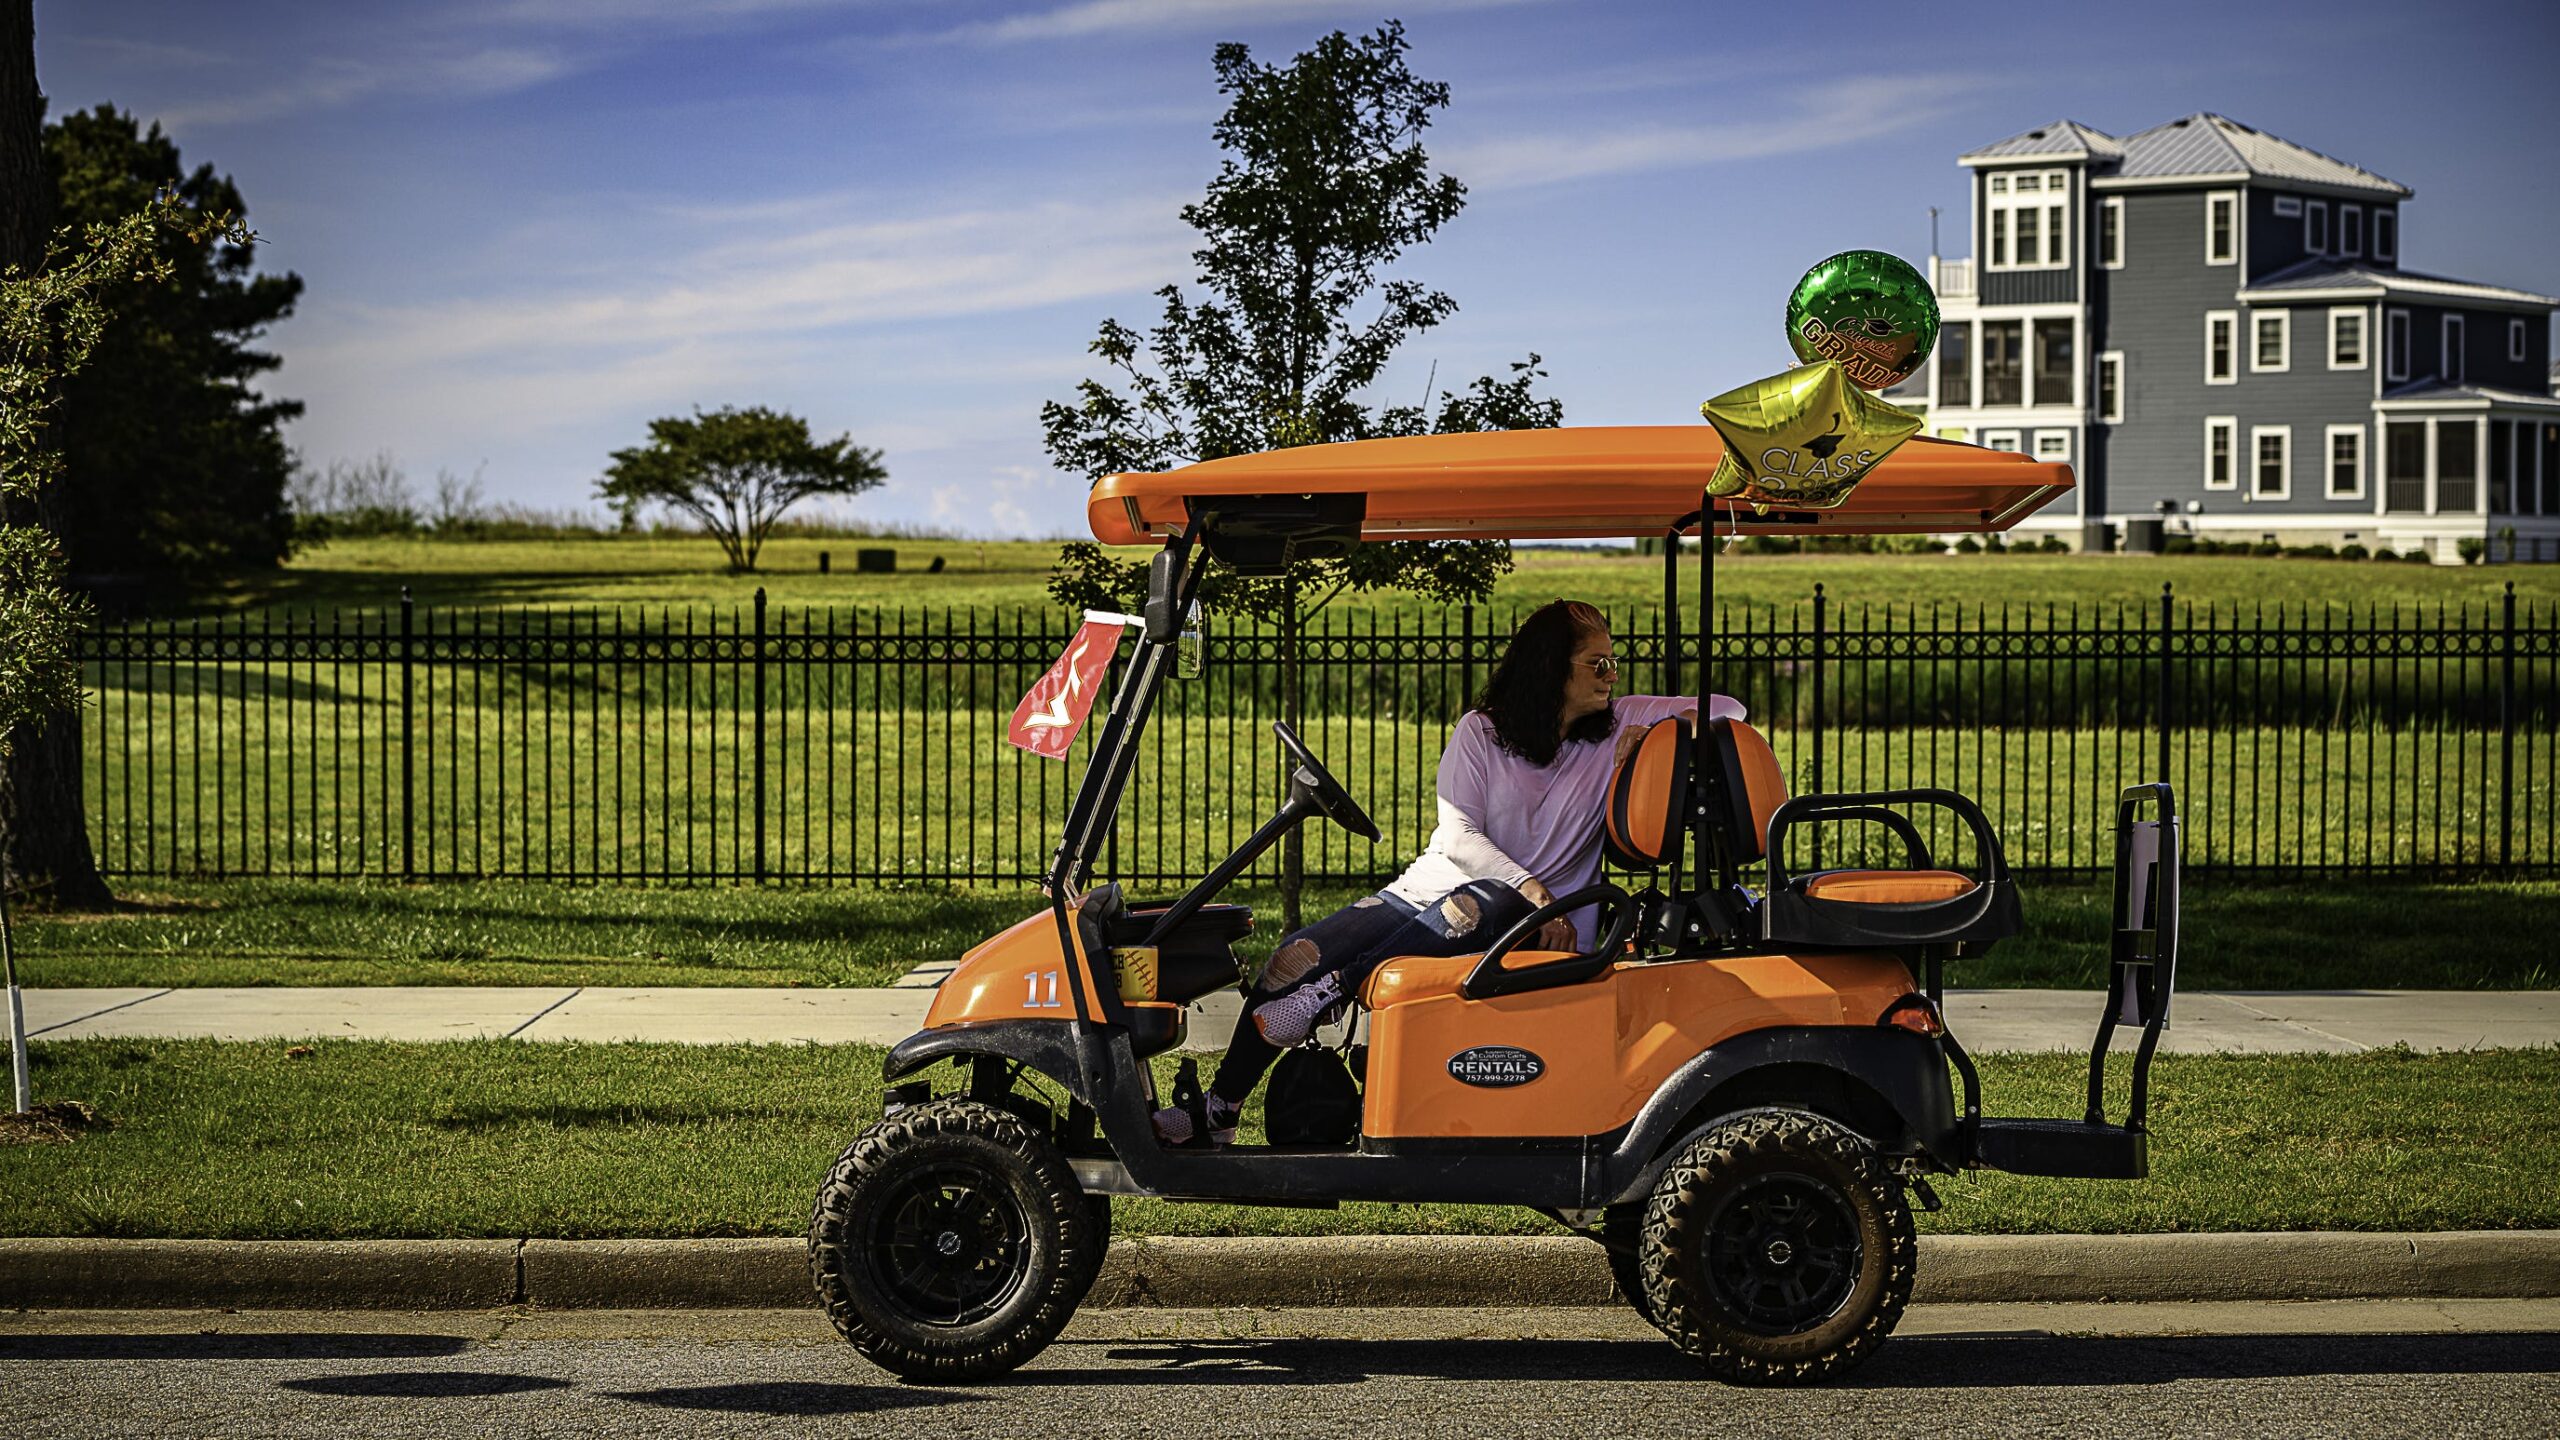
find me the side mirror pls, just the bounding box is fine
[1179,601,1207,679]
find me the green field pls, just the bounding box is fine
[4,1039,2552,1239]
[221,534,2558,617]
[13,876,2556,992]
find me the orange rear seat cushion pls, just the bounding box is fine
[1798,869,1978,905]
[1361,954,1483,1009]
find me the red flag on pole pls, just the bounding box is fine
[1006,616,1125,759]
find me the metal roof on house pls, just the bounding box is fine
[2108,114,2408,194]
[2239,259,2558,309]
[1958,120,2122,163]
[2378,380,2560,410]
[1959,113,2410,197]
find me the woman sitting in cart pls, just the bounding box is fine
[1154,598,1745,1145]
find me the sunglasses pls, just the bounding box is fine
[1575,656,1621,680]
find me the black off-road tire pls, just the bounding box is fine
[1638,1110,1916,1385]
[808,1098,1098,1382]
[1602,1203,1660,1330]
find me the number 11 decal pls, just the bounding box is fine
[1024,970,1064,1008]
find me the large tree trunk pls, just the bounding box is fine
[2,4,113,909]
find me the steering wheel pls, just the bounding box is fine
[1271,721,1381,841]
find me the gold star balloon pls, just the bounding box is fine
[1701,360,1923,512]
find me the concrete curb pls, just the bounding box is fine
[5,1232,2558,1311]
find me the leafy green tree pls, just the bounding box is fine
[42,104,302,579]
[598,405,887,574]
[5,4,257,1097]
[1041,23,1560,923]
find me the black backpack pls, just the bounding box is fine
[1263,1042,1364,1147]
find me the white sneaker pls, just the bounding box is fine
[1253,973,1347,1048]
[1151,1093,1239,1147]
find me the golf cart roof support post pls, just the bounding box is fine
[1047,519,1207,898]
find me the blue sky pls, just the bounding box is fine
[32,0,2560,537]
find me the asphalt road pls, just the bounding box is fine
[6,1303,2557,1439]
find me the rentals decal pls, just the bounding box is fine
[1447,1045,1545,1088]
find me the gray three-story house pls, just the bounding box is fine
[1896,114,2559,561]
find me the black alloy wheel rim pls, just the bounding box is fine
[864,1162,1031,1326]
[1700,1171,1864,1335]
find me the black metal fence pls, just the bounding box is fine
[74,586,2559,885]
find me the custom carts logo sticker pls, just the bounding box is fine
[1447,1046,1544,1088]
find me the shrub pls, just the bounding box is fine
[2338,543,2369,560]
[1952,536,1981,554]
[2457,537,2486,565]
[2165,536,2196,555]
[2292,543,2337,560]
[2403,547,2437,563]
[2037,535,2069,553]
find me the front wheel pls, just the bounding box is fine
[1639,1110,1915,1385]
[808,1098,1099,1382]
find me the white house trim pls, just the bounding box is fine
[2205,416,2238,491]
[2341,203,2364,258]
[2444,314,2466,384]
[2329,307,2366,370]
[2386,308,2412,382]
[2251,310,2291,373]
[2206,191,2240,266]
[2305,199,2330,255]
[2206,310,2239,384]
[2098,197,2125,269]
[2325,423,2366,500]
[2097,350,2124,422]
[2251,425,2293,501]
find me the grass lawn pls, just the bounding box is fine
[3,1039,2552,1239]
[221,535,2554,618]
[11,877,2558,992]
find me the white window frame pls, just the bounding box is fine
[2096,351,2124,423]
[2305,199,2330,255]
[2205,191,2239,266]
[2206,310,2239,384]
[2252,424,2293,501]
[2034,430,2072,461]
[1985,168,2070,272]
[2329,307,2366,370]
[2272,195,2303,218]
[2511,317,2529,363]
[2098,197,2124,269]
[2252,310,2291,373]
[1982,429,2023,453]
[2325,424,2366,500]
[2205,416,2238,491]
[2443,314,2465,384]
[2386,308,2411,382]
[2375,209,2396,261]
[2341,204,2363,258]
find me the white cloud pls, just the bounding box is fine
[291,192,1193,380]
[158,45,571,127]
[934,0,1547,45]
[1448,74,1982,190]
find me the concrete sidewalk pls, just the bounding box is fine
[19,984,2559,1052]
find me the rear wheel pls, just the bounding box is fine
[1639,1110,1915,1385]
[809,1098,1098,1381]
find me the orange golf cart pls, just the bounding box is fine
[808,425,2181,1384]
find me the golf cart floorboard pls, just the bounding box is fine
[1973,1117,2148,1179]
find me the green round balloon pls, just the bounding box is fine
[1785,250,1940,391]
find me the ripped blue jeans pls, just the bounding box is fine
[1208,878,1534,1102]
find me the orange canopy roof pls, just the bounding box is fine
[1088,426,2072,544]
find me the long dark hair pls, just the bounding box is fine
[1471,600,1611,767]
